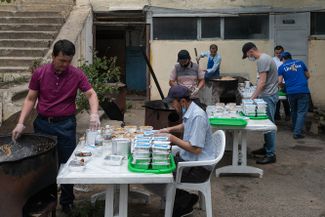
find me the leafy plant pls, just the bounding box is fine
[0,0,15,3]
[76,54,121,112]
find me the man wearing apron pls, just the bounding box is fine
[197,44,222,80]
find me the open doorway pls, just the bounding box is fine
[94,11,148,96]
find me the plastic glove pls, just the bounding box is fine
[191,87,200,97]
[12,123,26,141]
[89,113,100,130]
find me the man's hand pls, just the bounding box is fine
[89,113,100,130]
[158,128,170,133]
[12,123,26,141]
[191,87,200,97]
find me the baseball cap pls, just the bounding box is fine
[163,85,190,103]
[280,51,292,60]
[177,50,191,61]
[242,42,257,59]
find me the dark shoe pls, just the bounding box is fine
[251,148,266,156]
[61,204,74,214]
[293,134,305,139]
[256,155,276,164]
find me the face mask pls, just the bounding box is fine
[182,107,187,115]
[248,56,256,62]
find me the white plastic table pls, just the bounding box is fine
[57,147,174,217]
[211,118,277,178]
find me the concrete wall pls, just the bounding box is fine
[90,0,325,12]
[308,39,325,109]
[149,40,273,100]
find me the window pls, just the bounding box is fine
[224,15,269,39]
[201,18,221,38]
[153,17,197,40]
[152,15,269,40]
[311,12,325,35]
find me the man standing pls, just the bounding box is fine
[161,85,216,216]
[197,44,222,80]
[12,39,100,213]
[169,50,205,105]
[273,45,291,121]
[278,51,310,139]
[242,42,278,164]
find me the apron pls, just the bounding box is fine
[205,56,220,79]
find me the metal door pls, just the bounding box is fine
[273,13,310,64]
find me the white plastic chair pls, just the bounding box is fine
[173,130,226,217]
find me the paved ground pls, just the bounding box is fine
[55,97,325,217]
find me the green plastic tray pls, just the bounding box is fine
[239,112,269,120]
[128,154,176,174]
[278,90,286,96]
[209,117,247,127]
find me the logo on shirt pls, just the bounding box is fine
[284,63,302,72]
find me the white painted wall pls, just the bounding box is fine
[149,40,273,100]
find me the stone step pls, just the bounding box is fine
[0,17,64,24]
[0,11,62,17]
[0,47,48,57]
[0,23,61,31]
[0,57,41,67]
[0,66,30,73]
[0,31,57,39]
[0,39,52,48]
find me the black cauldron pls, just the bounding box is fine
[0,134,57,217]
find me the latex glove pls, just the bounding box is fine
[12,123,25,141]
[89,113,100,130]
[191,87,200,96]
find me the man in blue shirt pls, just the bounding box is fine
[197,44,222,80]
[161,85,216,216]
[278,51,311,139]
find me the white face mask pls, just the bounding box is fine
[248,56,256,62]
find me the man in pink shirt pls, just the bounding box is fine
[12,39,99,213]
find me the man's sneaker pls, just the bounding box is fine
[251,148,266,156]
[256,155,276,164]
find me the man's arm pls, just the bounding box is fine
[17,90,38,124]
[169,67,177,86]
[251,72,267,99]
[84,88,99,114]
[278,75,284,89]
[161,123,184,133]
[12,90,38,140]
[304,71,310,79]
[170,135,202,154]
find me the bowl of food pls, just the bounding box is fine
[139,126,153,132]
[69,159,86,172]
[74,151,92,162]
[124,125,137,133]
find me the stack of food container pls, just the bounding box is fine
[242,99,267,117]
[131,133,171,170]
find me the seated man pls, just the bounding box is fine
[154,85,216,217]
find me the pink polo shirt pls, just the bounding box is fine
[29,63,92,117]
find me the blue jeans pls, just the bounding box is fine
[34,115,77,206]
[287,93,310,136]
[261,93,278,157]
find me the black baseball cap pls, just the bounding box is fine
[177,50,191,61]
[280,51,292,60]
[163,85,190,103]
[242,42,257,59]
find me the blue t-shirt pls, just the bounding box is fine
[278,59,310,94]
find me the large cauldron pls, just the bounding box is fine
[0,134,57,217]
[144,100,181,130]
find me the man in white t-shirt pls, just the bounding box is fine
[273,45,291,121]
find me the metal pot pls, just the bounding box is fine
[144,100,181,130]
[0,134,57,217]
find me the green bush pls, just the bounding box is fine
[76,54,121,112]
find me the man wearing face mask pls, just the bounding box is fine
[242,42,278,164]
[159,85,216,216]
[169,50,205,106]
